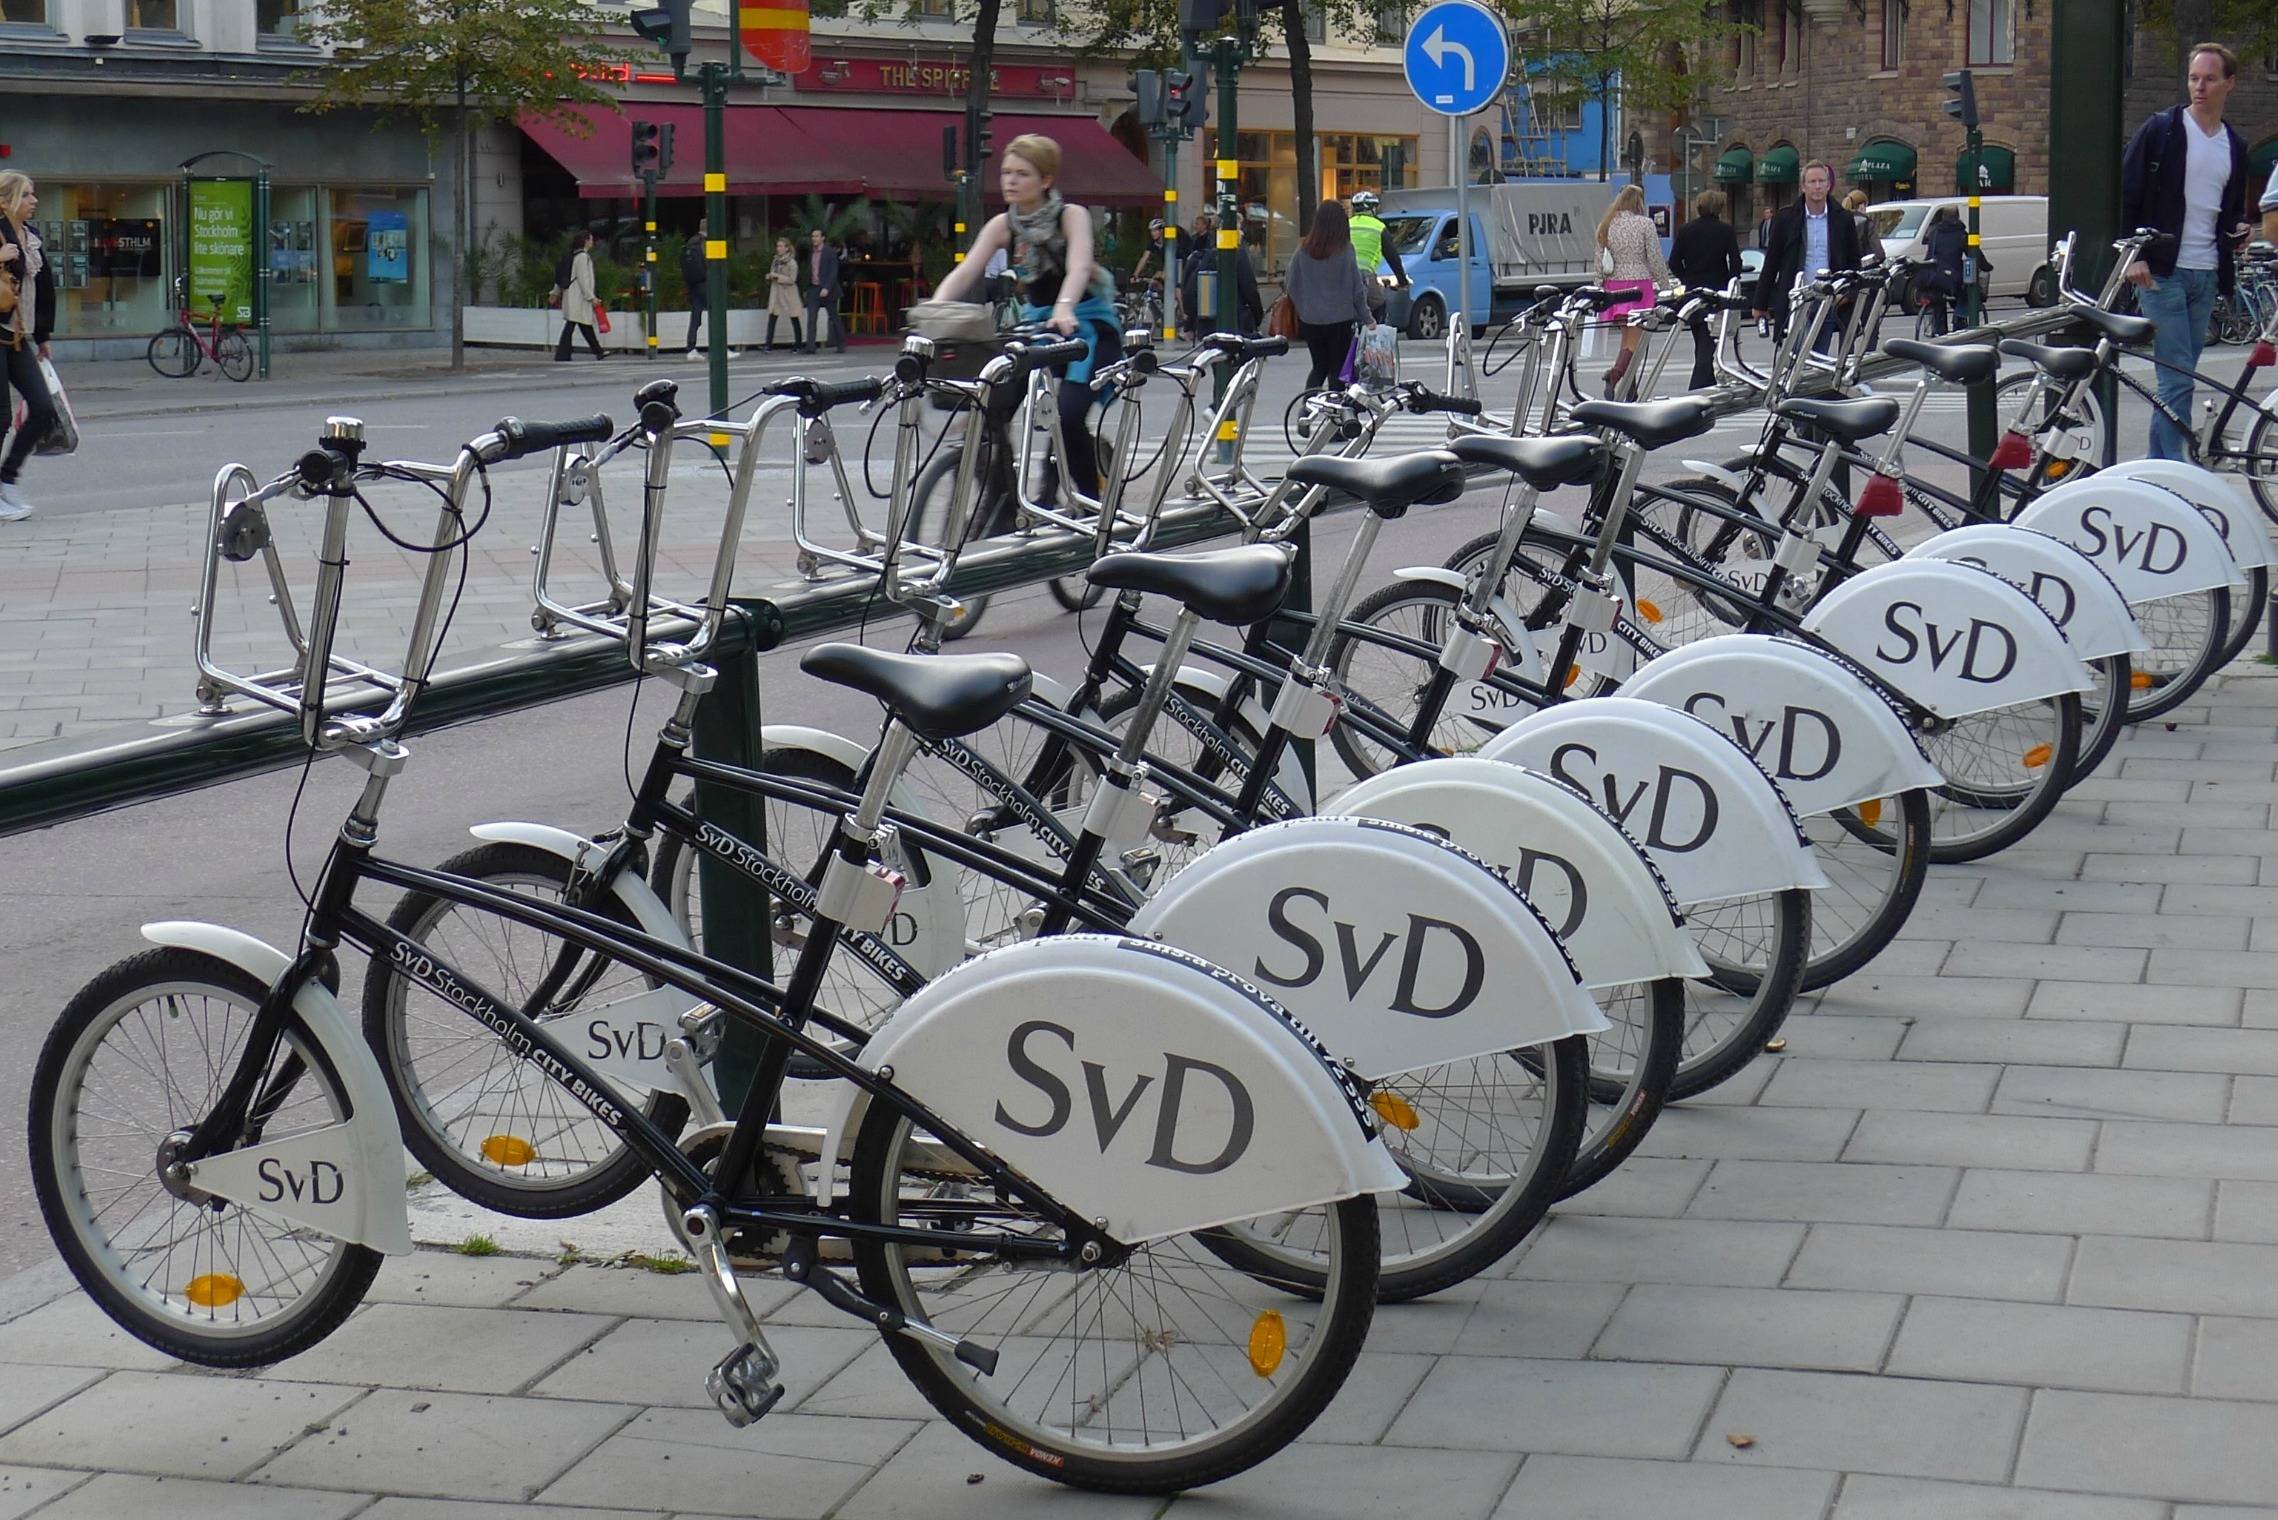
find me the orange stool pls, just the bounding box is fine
[846,281,887,337]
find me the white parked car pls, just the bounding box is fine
[1865,195,2056,306]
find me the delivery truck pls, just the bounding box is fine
[1376,180,1622,339]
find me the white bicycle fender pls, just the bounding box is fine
[1390,566,1547,684]
[1328,758,1708,989]
[1129,816,1606,1080]
[1800,559,2091,719]
[1142,664,1315,816]
[2019,477,2247,599]
[813,935,1405,1242]
[1678,459,1750,496]
[1616,634,1945,816]
[467,823,687,945]
[137,922,415,1256]
[1905,525,2147,661]
[1479,697,1828,906]
[2091,460,2276,571]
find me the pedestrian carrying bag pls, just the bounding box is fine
[593,304,612,335]
[1266,294,1299,342]
[7,356,78,457]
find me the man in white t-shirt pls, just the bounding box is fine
[2120,42,2251,460]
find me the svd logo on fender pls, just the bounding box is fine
[1873,602,2018,684]
[1681,693,1843,784]
[1253,886,1488,1018]
[258,1158,346,1206]
[1547,742,1721,851]
[2078,505,2188,575]
[994,1020,1255,1175]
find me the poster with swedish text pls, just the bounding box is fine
[188,180,254,325]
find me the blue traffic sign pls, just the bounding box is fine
[1402,0,1510,118]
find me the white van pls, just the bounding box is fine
[1864,195,2055,306]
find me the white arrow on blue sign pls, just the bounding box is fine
[1402,0,1510,118]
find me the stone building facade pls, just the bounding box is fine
[1687,0,2278,242]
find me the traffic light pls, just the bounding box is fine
[943,123,960,179]
[976,108,995,158]
[1178,0,1221,38]
[1165,68,1206,130]
[1943,69,1979,129]
[1234,0,1260,50]
[630,0,693,78]
[1133,68,1164,126]
[657,122,676,178]
[630,119,661,177]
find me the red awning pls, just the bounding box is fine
[523,104,1162,207]
[520,104,865,198]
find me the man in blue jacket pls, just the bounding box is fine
[2121,42,2252,460]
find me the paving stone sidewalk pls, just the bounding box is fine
[2,669,2278,1514]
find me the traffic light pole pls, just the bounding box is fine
[643,169,660,360]
[1213,37,1240,455]
[2049,0,2126,468]
[703,61,729,433]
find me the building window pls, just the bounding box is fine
[1734,0,1760,77]
[913,0,953,17]
[1780,4,1801,74]
[1968,0,2012,64]
[1375,1,1405,44]
[1879,0,1903,69]
[257,0,303,37]
[1202,129,1417,274]
[0,0,49,23]
[325,186,431,332]
[1305,2,1326,43]
[124,0,177,28]
[1016,0,1053,22]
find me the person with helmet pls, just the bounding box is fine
[1348,189,1407,316]
[1131,218,1166,286]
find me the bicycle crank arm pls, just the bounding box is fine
[780,1236,1000,1375]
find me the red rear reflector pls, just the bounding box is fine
[2253,340,2276,368]
[1988,431,2034,471]
[1856,475,1904,517]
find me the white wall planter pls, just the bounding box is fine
[464,305,814,351]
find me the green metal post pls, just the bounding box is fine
[643,170,660,361]
[1161,135,1181,343]
[694,639,773,1110]
[1964,126,1995,463]
[704,62,730,423]
[1212,39,1241,467]
[253,169,271,381]
[2049,0,2127,467]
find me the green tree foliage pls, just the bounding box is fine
[293,0,620,367]
[1507,0,1735,181]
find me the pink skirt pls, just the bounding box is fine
[1602,278,1656,318]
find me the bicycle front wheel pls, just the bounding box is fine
[362,843,690,1218]
[849,1101,1379,1492]
[146,328,197,378]
[911,445,1008,642]
[217,330,255,382]
[31,948,382,1367]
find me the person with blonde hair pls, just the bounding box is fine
[0,170,56,519]
[932,133,1122,507]
[1593,182,1670,398]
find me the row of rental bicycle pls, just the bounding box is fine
[29,225,2278,1493]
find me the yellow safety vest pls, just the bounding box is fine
[1350,214,1388,274]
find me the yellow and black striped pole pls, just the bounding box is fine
[704,61,731,446]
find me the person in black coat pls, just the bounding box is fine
[0,171,58,521]
[1917,206,1971,336]
[802,228,845,354]
[1178,213,1264,337]
[1754,162,1862,346]
[679,233,736,358]
[1666,192,1745,388]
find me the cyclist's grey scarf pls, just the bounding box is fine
[1006,191,1113,307]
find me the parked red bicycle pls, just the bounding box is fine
[147,278,252,381]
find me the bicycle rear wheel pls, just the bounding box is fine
[850,1100,1379,1492]
[217,330,255,382]
[2124,586,2229,722]
[1670,888,1809,1099]
[32,948,382,1367]
[1921,693,2082,863]
[146,328,197,378]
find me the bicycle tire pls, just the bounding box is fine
[2241,406,2278,530]
[1922,692,2083,864]
[32,948,382,1367]
[146,328,197,379]
[1045,431,1116,615]
[2071,653,2135,786]
[1668,887,1809,1100]
[2214,566,2269,672]
[217,329,255,382]
[1560,980,1682,1199]
[1799,790,1932,990]
[1327,578,1504,779]
[849,1090,1379,1491]
[2123,585,2230,723]
[362,842,691,1218]
[1993,370,2110,475]
[1433,529,1641,691]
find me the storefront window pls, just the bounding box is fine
[1320,133,1420,200]
[323,187,431,331]
[267,187,321,333]
[1206,131,1420,273]
[38,183,170,338]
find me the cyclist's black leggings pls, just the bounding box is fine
[1041,318,1123,506]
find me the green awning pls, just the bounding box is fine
[1957,144,2016,194]
[1713,146,1755,184]
[1846,139,1916,183]
[1757,145,1799,186]
[2252,137,2278,183]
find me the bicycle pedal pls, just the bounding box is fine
[708,1342,786,1428]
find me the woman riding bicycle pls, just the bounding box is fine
[931,134,1122,508]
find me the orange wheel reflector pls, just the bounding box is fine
[2130,670,2155,690]
[2022,743,2053,769]
[184,1274,245,1309]
[1370,1089,1422,1131]
[1856,799,1883,829]
[1562,666,1581,690]
[1247,1309,1288,1377]
[480,1135,539,1167]
[2046,460,2074,478]
[1637,599,1664,623]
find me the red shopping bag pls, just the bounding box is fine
[593,304,613,335]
